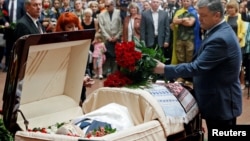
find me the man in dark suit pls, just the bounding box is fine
[14,0,44,40]
[140,0,170,64]
[4,0,26,23]
[153,0,242,140]
[3,0,25,72]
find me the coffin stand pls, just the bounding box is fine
[1,30,203,141]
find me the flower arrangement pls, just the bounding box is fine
[85,126,116,138]
[27,122,66,134]
[104,38,166,88]
[26,122,116,138]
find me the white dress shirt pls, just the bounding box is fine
[9,0,17,23]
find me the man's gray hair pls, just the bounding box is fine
[24,0,31,5]
[197,0,224,18]
[106,0,115,6]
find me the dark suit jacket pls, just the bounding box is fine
[14,14,45,41]
[3,0,25,41]
[140,10,170,47]
[164,22,242,120]
[3,0,25,22]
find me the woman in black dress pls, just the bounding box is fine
[81,8,99,77]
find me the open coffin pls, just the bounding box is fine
[14,86,202,141]
[2,30,95,133]
[14,87,172,141]
[2,29,202,141]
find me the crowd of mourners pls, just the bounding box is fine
[1,1,249,139]
[0,0,249,90]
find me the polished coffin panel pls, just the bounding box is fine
[2,30,95,134]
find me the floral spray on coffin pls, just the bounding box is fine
[104,38,166,88]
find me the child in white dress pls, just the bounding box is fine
[92,33,106,79]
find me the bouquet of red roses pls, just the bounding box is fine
[104,39,166,88]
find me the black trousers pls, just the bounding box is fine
[206,118,236,140]
[80,86,86,102]
[147,36,159,49]
[148,36,172,65]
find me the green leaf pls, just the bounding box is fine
[0,118,14,141]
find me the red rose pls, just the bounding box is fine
[2,10,8,16]
[115,41,141,70]
[104,71,132,87]
[43,3,50,9]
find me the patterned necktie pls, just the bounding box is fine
[36,21,43,33]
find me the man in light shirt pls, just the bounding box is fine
[140,0,170,63]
